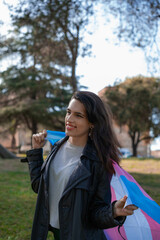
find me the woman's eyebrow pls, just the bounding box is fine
[67,108,85,117]
[75,112,85,116]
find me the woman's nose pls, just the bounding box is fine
[66,113,74,122]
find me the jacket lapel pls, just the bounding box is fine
[61,137,99,197]
[61,159,91,198]
[41,136,69,173]
[42,136,98,196]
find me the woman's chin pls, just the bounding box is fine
[65,130,72,137]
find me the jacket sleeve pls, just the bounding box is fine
[89,164,126,229]
[26,148,44,194]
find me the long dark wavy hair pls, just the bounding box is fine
[72,91,120,174]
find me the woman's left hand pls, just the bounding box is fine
[113,195,138,218]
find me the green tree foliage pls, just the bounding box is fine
[0,65,71,136]
[10,0,93,92]
[0,2,74,141]
[105,76,160,156]
[0,0,94,143]
[1,0,160,148]
[103,0,160,73]
[14,0,160,74]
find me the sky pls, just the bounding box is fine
[77,32,148,94]
[0,0,159,151]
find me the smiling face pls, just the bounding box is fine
[65,98,92,146]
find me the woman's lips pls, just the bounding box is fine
[66,124,76,130]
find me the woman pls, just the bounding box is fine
[26,91,137,240]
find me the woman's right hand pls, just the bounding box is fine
[113,196,138,218]
[32,130,47,149]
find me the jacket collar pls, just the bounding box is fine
[55,136,99,162]
[82,137,99,162]
[59,137,99,199]
[41,136,69,173]
[42,136,99,194]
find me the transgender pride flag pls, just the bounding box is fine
[104,162,160,240]
[45,130,66,145]
[46,130,160,240]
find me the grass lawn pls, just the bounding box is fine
[121,158,160,204]
[0,158,53,240]
[0,157,160,239]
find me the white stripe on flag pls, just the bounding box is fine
[111,173,153,240]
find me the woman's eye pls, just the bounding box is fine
[77,114,83,118]
[66,111,71,115]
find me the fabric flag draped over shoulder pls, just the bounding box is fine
[104,161,160,240]
[46,130,160,240]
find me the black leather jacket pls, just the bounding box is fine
[26,136,125,240]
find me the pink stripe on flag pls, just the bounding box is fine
[104,185,128,240]
[113,162,153,200]
[141,209,160,240]
[111,185,117,202]
[104,225,127,240]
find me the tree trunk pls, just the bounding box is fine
[130,131,140,157]
[11,134,16,149]
[132,142,138,157]
[31,118,38,148]
[31,119,38,135]
[71,57,77,92]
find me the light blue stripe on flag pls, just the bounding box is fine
[45,130,65,145]
[120,175,160,224]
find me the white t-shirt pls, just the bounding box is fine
[49,140,84,229]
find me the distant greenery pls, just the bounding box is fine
[105,76,160,156]
[0,158,159,239]
[0,0,93,140]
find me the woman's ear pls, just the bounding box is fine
[89,123,94,129]
[89,124,94,137]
